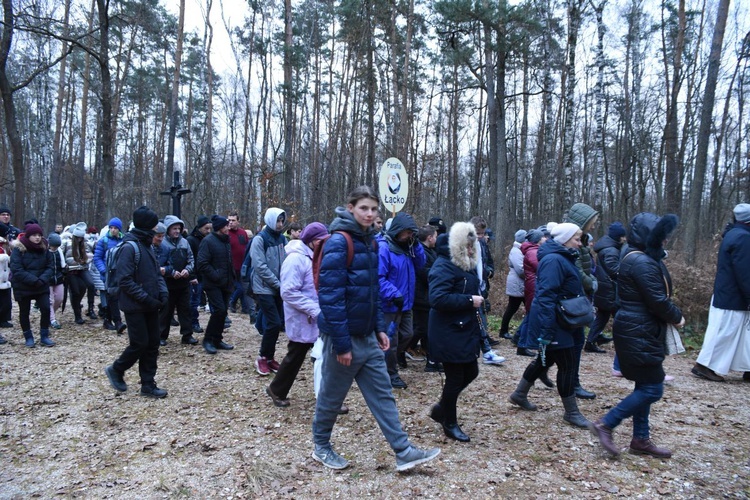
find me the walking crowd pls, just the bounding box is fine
[2,192,749,471]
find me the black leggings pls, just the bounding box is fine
[440,361,479,424]
[500,295,524,333]
[17,291,50,332]
[67,272,93,318]
[522,347,577,398]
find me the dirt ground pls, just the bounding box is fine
[1,305,749,499]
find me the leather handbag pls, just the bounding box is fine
[556,295,595,329]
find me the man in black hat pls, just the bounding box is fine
[187,215,212,334]
[0,207,20,241]
[105,206,170,398]
[428,216,447,235]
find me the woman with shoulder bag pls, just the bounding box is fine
[508,223,591,428]
[590,213,684,458]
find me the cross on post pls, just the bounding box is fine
[160,171,191,218]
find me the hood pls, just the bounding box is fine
[385,212,418,240]
[564,203,599,230]
[164,215,184,233]
[447,222,479,272]
[284,238,312,258]
[329,206,372,238]
[264,207,286,231]
[521,240,538,256]
[593,234,621,253]
[537,238,578,262]
[190,226,205,239]
[626,212,679,261]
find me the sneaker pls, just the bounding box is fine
[405,350,425,362]
[50,320,62,329]
[390,375,408,389]
[268,359,280,373]
[395,446,441,472]
[424,360,444,373]
[483,350,506,365]
[312,446,350,470]
[255,356,271,376]
[116,322,127,334]
[664,374,675,382]
[0,321,13,328]
[105,365,127,392]
[103,320,117,331]
[140,384,168,399]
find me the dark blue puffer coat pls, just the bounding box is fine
[593,235,622,311]
[528,239,586,350]
[711,222,750,311]
[317,207,385,355]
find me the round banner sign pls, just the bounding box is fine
[379,157,408,214]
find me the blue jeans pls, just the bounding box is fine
[313,333,410,453]
[229,279,250,313]
[613,353,620,372]
[602,381,663,439]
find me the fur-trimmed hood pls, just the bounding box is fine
[627,212,679,261]
[11,237,48,253]
[440,221,479,272]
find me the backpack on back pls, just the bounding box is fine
[312,231,377,291]
[106,240,140,297]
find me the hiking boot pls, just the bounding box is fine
[483,350,505,365]
[395,446,441,472]
[50,320,62,330]
[390,375,407,389]
[629,437,672,458]
[22,330,35,348]
[691,363,725,382]
[140,384,168,399]
[266,386,290,407]
[312,446,350,470]
[509,379,537,411]
[267,359,280,372]
[574,384,596,400]
[589,419,620,456]
[255,356,271,376]
[105,365,127,392]
[203,340,217,355]
[116,322,127,334]
[585,341,606,353]
[103,319,117,331]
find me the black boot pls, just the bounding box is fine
[87,306,98,320]
[585,341,606,353]
[23,330,35,348]
[429,403,444,424]
[574,384,596,400]
[443,422,470,442]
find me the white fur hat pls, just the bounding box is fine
[551,222,580,245]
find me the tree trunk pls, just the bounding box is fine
[684,0,730,262]
[561,0,585,209]
[96,0,114,220]
[282,0,293,201]
[49,0,71,230]
[166,0,185,188]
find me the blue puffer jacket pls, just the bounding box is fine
[378,212,425,313]
[93,232,123,277]
[317,207,385,355]
[712,222,750,311]
[528,239,586,350]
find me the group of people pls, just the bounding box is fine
[5,191,747,470]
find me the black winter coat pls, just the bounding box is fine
[116,231,167,314]
[414,243,437,311]
[10,240,53,299]
[187,228,205,279]
[427,233,482,363]
[593,235,622,311]
[613,213,682,384]
[197,231,233,291]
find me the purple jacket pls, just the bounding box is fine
[280,239,320,344]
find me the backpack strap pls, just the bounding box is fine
[334,231,355,267]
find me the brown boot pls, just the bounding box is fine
[589,419,620,456]
[628,437,672,458]
[691,363,725,382]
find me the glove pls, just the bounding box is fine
[392,296,404,309]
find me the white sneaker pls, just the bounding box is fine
[483,350,505,365]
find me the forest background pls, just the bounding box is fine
[0,0,748,322]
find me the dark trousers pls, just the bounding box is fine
[410,307,430,356]
[160,285,193,340]
[500,295,524,333]
[587,308,613,343]
[102,290,122,324]
[269,340,314,399]
[384,310,413,376]
[257,293,284,359]
[522,347,577,398]
[17,291,50,332]
[229,279,251,313]
[440,361,479,424]
[113,310,160,385]
[67,271,93,319]
[204,287,230,344]
[0,288,12,322]
[190,282,203,326]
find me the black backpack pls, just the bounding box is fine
[105,240,140,297]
